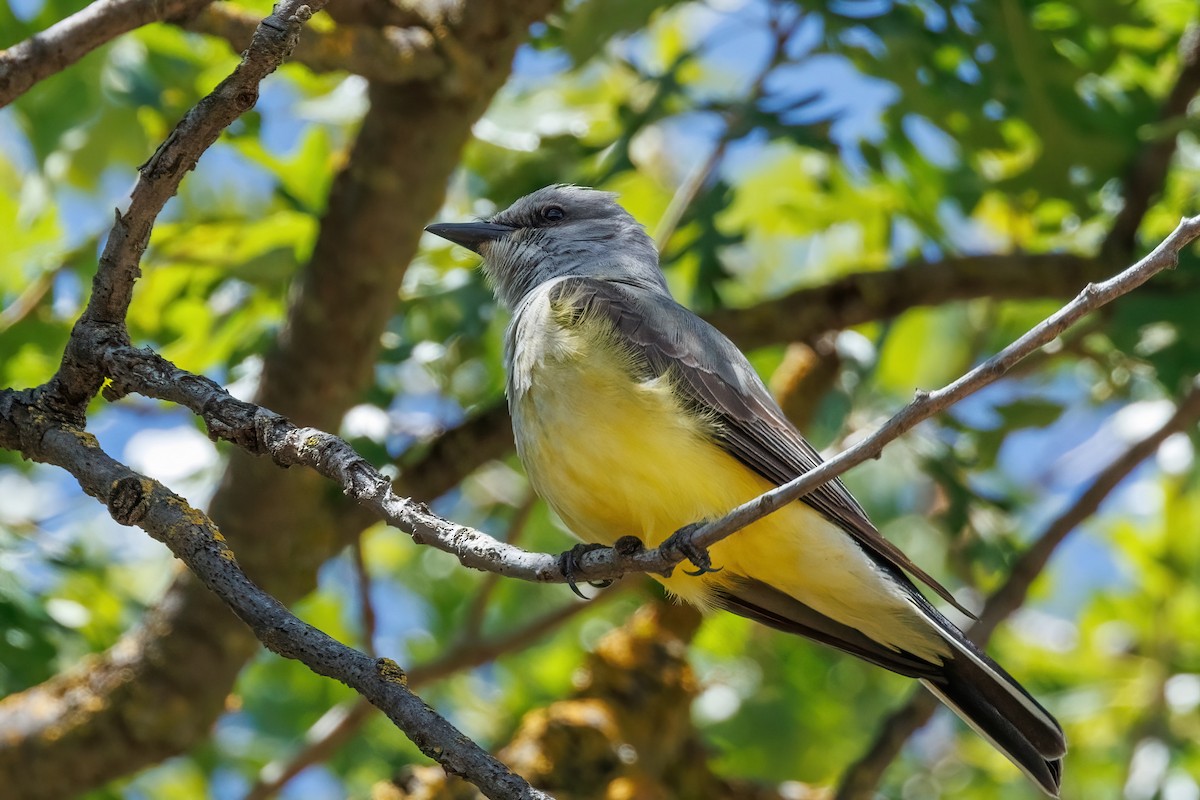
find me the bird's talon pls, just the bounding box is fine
[558,542,609,599]
[663,522,721,576]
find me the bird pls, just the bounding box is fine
[426,185,1066,796]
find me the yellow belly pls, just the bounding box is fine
[509,311,945,659]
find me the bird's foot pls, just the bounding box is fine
[613,535,645,557]
[558,542,612,599]
[662,522,722,576]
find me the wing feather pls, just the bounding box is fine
[548,276,972,617]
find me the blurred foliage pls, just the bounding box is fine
[2,1,1200,799]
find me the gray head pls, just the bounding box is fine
[425,185,665,308]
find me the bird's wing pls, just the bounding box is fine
[547,276,971,617]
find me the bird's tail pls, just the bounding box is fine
[714,580,1065,796]
[921,623,1066,798]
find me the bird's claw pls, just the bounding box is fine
[663,522,723,576]
[558,542,611,598]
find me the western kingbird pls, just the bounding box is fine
[427,185,1065,795]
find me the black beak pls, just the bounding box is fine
[425,221,516,254]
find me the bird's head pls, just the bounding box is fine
[425,185,663,308]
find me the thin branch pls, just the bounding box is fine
[0,238,100,333]
[332,249,1187,541]
[664,216,1200,570]
[833,376,1200,800]
[246,700,376,800]
[652,8,800,251]
[769,336,841,430]
[971,379,1200,642]
[351,536,378,657]
[329,247,1176,542]
[0,0,214,109]
[462,492,538,640]
[46,0,328,415]
[652,135,729,252]
[244,584,626,799]
[0,264,63,332]
[1103,23,1200,259]
[409,583,629,687]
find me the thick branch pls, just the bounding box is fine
[834,376,1200,800]
[323,0,429,27]
[709,253,1109,352]
[0,0,213,108]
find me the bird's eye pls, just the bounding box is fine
[541,205,565,223]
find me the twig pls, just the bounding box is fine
[833,376,1200,800]
[0,264,64,332]
[652,9,800,251]
[0,238,100,332]
[0,0,214,109]
[462,492,538,640]
[351,535,378,657]
[246,700,375,800]
[653,136,730,253]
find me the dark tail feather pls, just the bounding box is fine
[714,580,1065,796]
[923,629,1066,798]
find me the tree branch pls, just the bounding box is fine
[351,534,378,657]
[1103,23,1200,259]
[0,396,548,800]
[834,375,1200,800]
[243,580,627,799]
[461,492,538,641]
[0,0,214,109]
[661,216,1200,569]
[0,0,563,792]
[709,252,1111,352]
[2,6,1193,791]
[46,0,327,415]
[652,7,799,251]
